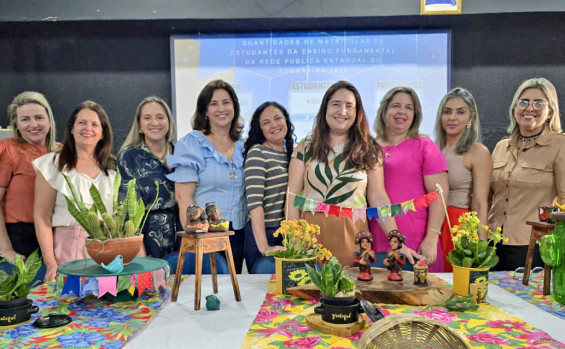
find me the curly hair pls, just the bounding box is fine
[311,81,382,170]
[244,101,295,161]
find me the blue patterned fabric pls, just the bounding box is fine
[117,144,180,258]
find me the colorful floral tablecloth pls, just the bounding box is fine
[0,276,183,349]
[243,278,565,348]
[490,271,565,319]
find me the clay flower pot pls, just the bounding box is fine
[85,235,143,266]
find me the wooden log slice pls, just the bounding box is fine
[304,308,366,337]
[287,267,453,306]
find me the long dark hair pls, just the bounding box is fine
[192,80,243,142]
[244,101,295,161]
[58,100,115,174]
[311,81,381,169]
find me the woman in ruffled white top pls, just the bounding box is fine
[33,101,116,282]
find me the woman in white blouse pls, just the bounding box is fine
[34,101,116,281]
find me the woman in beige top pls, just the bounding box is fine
[490,77,565,271]
[434,87,492,272]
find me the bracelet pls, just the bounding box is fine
[427,227,440,236]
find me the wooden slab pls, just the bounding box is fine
[287,267,452,305]
[304,308,366,336]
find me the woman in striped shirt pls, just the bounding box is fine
[243,102,295,273]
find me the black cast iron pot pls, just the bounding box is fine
[0,298,39,328]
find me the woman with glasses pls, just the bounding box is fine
[490,77,565,271]
[433,88,492,272]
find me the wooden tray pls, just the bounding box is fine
[304,308,366,336]
[287,267,452,305]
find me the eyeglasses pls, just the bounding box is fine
[515,99,548,111]
[512,266,544,280]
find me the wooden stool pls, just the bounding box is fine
[524,221,553,295]
[170,231,241,310]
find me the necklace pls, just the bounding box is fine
[147,142,168,162]
[518,128,543,142]
[384,139,405,157]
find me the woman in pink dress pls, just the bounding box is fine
[371,87,449,272]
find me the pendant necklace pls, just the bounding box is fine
[384,137,406,157]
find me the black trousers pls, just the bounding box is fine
[491,244,544,271]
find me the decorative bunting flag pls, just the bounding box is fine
[340,207,352,220]
[414,196,428,209]
[379,206,391,219]
[316,202,330,214]
[367,207,379,221]
[128,274,137,296]
[138,271,153,294]
[401,200,415,213]
[303,198,318,214]
[390,204,402,217]
[293,194,305,209]
[61,275,80,296]
[153,268,167,291]
[352,208,367,223]
[425,191,438,204]
[80,277,99,298]
[328,204,341,217]
[98,276,117,298]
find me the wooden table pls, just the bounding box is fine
[170,231,241,310]
[524,221,553,294]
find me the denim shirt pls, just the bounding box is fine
[166,130,248,230]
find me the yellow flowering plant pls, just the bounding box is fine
[446,212,507,268]
[270,220,332,260]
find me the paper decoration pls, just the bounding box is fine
[316,202,330,214]
[425,191,438,203]
[137,271,153,294]
[129,274,137,296]
[340,207,352,220]
[390,204,402,217]
[401,200,415,213]
[379,206,391,219]
[153,268,167,291]
[98,276,118,298]
[293,195,305,209]
[414,196,428,209]
[303,198,318,214]
[328,204,341,217]
[367,207,379,221]
[80,277,99,298]
[61,275,80,296]
[352,208,367,223]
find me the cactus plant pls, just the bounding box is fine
[63,171,159,240]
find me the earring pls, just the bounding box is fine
[466,121,472,129]
[139,130,143,134]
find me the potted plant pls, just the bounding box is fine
[446,211,506,296]
[269,219,332,294]
[64,170,159,265]
[0,251,41,328]
[305,256,362,324]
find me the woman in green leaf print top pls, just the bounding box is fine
[287,81,401,266]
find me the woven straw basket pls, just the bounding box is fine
[358,314,470,349]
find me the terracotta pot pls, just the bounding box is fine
[274,256,317,294]
[452,264,489,296]
[85,235,143,265]
[0,298,39,329]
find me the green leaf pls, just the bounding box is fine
[333,153,344,173]
[324,188,357,205]
[113,167,122,211]
[324,164,333,183]
[306,173,326,199]
[89,184,108,216]
[314,164,328,187]
[462,256,474,268]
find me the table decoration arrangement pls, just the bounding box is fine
[269,220,331,294]
[0,251,42,328]
[540,210,565,304]
[63,171,158,265]
[447,211,505,296]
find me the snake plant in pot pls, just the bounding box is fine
[64,170,159,265]
[0,251,42,328]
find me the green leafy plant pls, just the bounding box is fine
[444,293,479,312]
[305,257,356,297]
[446,211,506,268]
[0,250,42,301]
[64,170,159,240]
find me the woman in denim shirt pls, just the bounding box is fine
[167,80,247,273]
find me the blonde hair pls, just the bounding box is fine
[120,96,175,151]
[507,77,561,134]
[7,91,57,151]
[374,87,423,141]
[434,87,481,154]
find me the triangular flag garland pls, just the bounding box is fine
[57,266,170,298]
[288,189,440,224]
